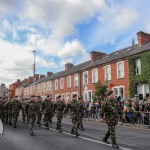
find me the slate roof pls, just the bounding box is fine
[19,40,150,87]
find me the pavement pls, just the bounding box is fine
[0,117,150,150]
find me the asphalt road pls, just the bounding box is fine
[0,117,150,150]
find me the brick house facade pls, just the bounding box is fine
[12,31,150,101]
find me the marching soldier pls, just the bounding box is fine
[64,94,80,137]
[42,95,54,129]
[101,91,120,148]
[8,98,13,126]
[28,95,38,135]
[21,99,27,122]
[3,98,9,124]
[53,95,66,132]
[12,96,22,128]
[0,97,5,122]
[36,96,43,127]
[77,97,86,130]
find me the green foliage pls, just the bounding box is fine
[94,81,108,98]
[128,51,150,97]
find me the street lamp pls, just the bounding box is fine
[33,50,36,76]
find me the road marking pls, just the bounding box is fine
[18,119,132,150]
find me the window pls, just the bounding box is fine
[83,71,88,85]
[24,88,26,95]
[74,74,78,87]
[83,90,92,101]
[136,59,141,75]
[113,86,124,98]
[67,76,71,88]
[41,83,45,93]
[47,81,51,91]
[137,84,149,99]
[60,78,64,89]
[104,65,111,81]
[92,69,98,83]
[55,80,58,90]
[37,84,40,93]
[30,86,33,94]
[117,61,124,79]
[66,93,70,101]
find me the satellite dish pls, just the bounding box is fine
[0,119,4,139]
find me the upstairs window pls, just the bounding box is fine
[117,61,124,79]
[104,65,111,81]
[55,80,58,90]
[74,74,78,87]
[83,71,88,85]
[60,78,64,89]
[135,59,141,75]
[67,76,71,88]
[92,69,98,83]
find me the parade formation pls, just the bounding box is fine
[0,91,121,148]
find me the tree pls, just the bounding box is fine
[95,81,108,100]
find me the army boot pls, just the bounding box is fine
[14,124,17,128]
[71,128,74,134]
[30,130,34,136]
[45,123,49,129]
[103,136,110,144]
[58,125,62,133]
[9,122,12,126]
[112,142,119,148]
[75,132,80,137]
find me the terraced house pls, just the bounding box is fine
[13,31,150,101]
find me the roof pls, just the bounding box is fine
[83,41,150,70]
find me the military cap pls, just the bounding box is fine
[73,94,77,98]
[31,95,35,97]
[107,91,113,96]
[57,95,61,98]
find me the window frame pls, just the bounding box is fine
[67,76,71,88]
[60,78,64,89]
[74,74,79,87]
[83,71,88,85]
[117,61,124,79]
[104,65,111,81]
[135,59,141,75]
[55,80,58,90]
[92,68,98,83]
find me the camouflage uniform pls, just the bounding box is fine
[8,99,13,126]
[42,97,54,129]
[3,99,9,124]
[12,98,22,128]
[36,97,43,126]
[64,96,80,136]
[0,98,5,122]
[77,99,86,130]
[28,97,38,135]
[101,92,120,148]
[54,96,66,132]
[21,100,27,122]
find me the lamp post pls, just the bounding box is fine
[33,50,36,76]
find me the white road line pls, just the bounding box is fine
[19,119,133,150]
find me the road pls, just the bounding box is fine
[0,117,150,150]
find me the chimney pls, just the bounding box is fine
[16,79,21,86]
[65,63,74,70]
[137,31,150,46]
[29,76,34,82]
[40,74,46,79]
[33,74,39,81]
[47,72,53,77]
[91,51,106,62]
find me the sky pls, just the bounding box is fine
[0,0,150,87]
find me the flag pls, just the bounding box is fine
[105,79,109,84]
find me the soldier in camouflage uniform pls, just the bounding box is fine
[28,95,38,135]
[77,97,86,130]
[0,97,5,122]
[3,98,9,124]
[36,96,43,127]
[42,95,54,129]
[21,99,27,122]
[101,91,120,148]
[12,96,22,128]
[8,98,13,126]
[64,94,80,137]
[53,95,66,132]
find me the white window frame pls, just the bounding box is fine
[83,71,88,85]
[83,90,92,101]
[37,84,40,94]
[47,81,51,92]
[104,65,111,81]
[41,83,45,93]
[135,59,141,75]
[117,61,124,79]
[92,68,98,83]
[60,78,64,89]
[74,74,78,87]
[30,86,33,94]
[67,76,71,88]
[112,86,125,98]
[55,80,58,90]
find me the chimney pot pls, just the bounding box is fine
[65,63,74,70]
[137,31,150,46]
[91,51,106,62]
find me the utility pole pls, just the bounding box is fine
[33,50,36,76]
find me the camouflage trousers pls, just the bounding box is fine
[37,112,42,124]
[71,115,78,134]
[21,109,26,121]
[4,111,8,123]
[12,112,19,125]
[77,115,83,128]
[8,113,12,124]
[56,114,63,130]
[104,124,116,142]
[43,112,53,125]
[29,114,36,131]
